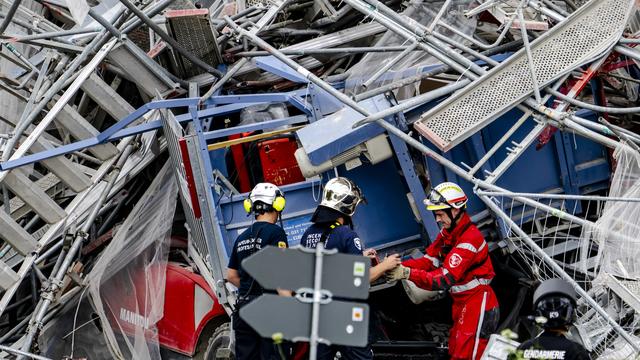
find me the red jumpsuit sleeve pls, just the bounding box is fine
[402,236,442,272]
[407,243,480,291]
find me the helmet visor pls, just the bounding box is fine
[321,178,365,216]
[536,296,574,327]
[426,188,451,209]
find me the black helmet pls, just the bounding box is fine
[533,278,577,329]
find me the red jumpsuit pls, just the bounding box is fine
[403,213,499,360]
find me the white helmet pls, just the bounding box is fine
[244,183,286,214]
[423,182,468,211]
[320,177,365,217]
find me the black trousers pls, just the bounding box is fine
[233,299,289,360]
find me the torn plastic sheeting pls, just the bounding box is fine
[86,161,178,360]
[345,0,477,98]
[587,145,640,279]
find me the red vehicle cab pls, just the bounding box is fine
[158,262,228,356]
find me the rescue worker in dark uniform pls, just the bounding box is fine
[226,182,290,360]
[512,278,590,360]
[300,177,400,360]
[386,182,500,360]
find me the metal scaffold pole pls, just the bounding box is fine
[224,14,640,352]
[1,0,640,357]
[18,142,137,357]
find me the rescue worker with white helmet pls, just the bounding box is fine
[300,177,400,360]
[226,182,290,360]
[512,278,590,359]
[386,182,500,360]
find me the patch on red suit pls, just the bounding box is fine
[449,254,463,268]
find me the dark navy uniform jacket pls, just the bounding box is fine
[300,223,363,255]
[514,331,590,360]
[228,221,288,298]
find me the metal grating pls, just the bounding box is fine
[605,274,640,317]
[127,26,150,52]
[620,279,640,301]
[414,0,634,151]
[165,9,223,79]
[160,109,211,270]
[247,0,275,8]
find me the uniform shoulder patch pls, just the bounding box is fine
[277,241,287,249]
[353,237,362,251]
[449,253,462,268]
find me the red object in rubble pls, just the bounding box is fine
[229,132,254,193]
[108,260,227,357]
[257,137,305,187]
[158,263,227,356]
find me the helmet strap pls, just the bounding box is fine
[446,208,464,230]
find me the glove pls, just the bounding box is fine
[385,265,410,282]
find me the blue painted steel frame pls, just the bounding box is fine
[386,96,440,240]
[9,51,598,248]
[0,89,317,171]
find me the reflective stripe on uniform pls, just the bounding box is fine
[424,254,440,267]
[450,278,491,294]
[456,241,487,253]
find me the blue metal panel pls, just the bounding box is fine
[219,158,423,252]
[307,83,346,118]
[388,132,440,240]
[483,109,566,194]
[255,56,308,83]
[218,181,320,255]
[555,132,579,192]
[296,94,390,165]
[288,94,314,115]
[554,131,581,212]
[339,159,423,249]
[209,149,229,179]
[403,97,610,223]
[566,112,610,192]
[467,133,493,177]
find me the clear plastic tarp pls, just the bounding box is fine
[85,161,178,359]
[587,145,640,279]
[345,0,476,99]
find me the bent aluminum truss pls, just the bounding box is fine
[413,0,635,151]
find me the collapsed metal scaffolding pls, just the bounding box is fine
[1,0,640,358]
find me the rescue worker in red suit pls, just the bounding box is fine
[386,182,500,360]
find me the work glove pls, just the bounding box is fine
[385,265,410,283]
